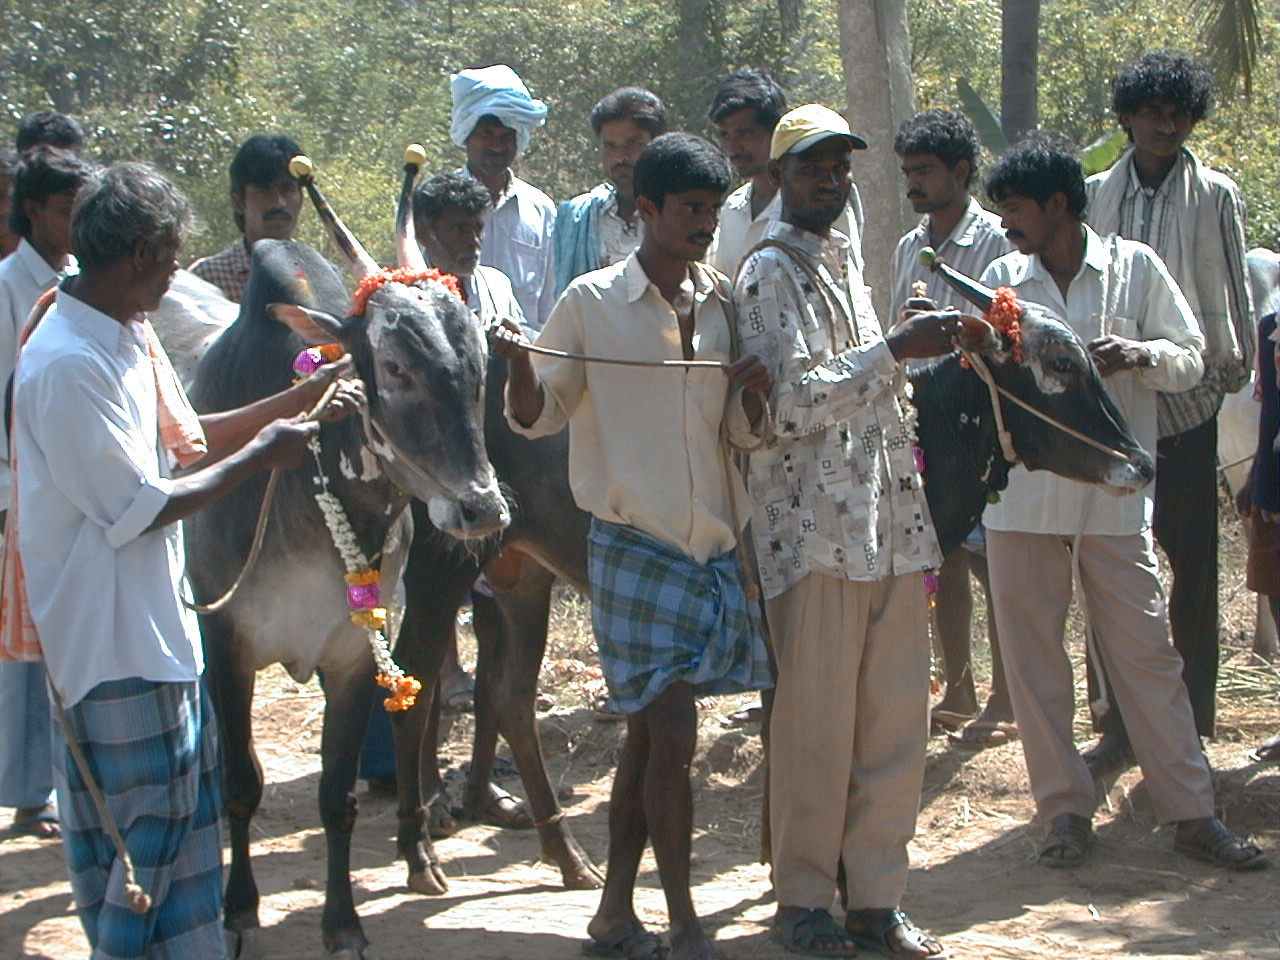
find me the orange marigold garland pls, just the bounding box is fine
[350,267,462,317]
[962,286,1025,369]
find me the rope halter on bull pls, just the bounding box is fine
[916,246,1134,465]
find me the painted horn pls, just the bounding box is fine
[289,154,380,279]
[918,246,996,314]
[396,144,430,273]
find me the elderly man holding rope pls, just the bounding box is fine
[493,132,770,960]
[7,162,360,959]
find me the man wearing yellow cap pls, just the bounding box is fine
[734,104,959,958]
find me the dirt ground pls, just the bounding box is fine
[1,506,1276,960]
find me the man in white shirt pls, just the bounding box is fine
[890,109,1015,748]
[15,162,357,957]
[495,133,771,960]
[0,144,94,842]
[451,64,558,329]
[736,104,965,960]
[553,87,666,294]
[706,70,865,280]
[1083,52,1255,772]
[980,134,1267,872]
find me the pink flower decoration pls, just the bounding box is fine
[912,444,926,475]
[924,572,939,597]
[347,583,381,610]
[293,347,326,376]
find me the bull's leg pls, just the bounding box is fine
[316,664,378,956]
[466,563,604,889]
[202,620,265,959]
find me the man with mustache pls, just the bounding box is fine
[188,134,304,303]
[706,70,864,281]
[495,133,773,960]
[734,104,964,959]
[554,87,667,295]
[890,109,1014,749]
[1082,52,1255,777]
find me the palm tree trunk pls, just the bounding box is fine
[1001,0,1040,142]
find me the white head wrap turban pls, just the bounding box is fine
[450,64,548,156]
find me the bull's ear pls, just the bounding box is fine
[958,314,1002,354]
[267,303,346,344]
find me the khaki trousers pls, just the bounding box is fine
[986,529,1214,824]
[766,571,929,910]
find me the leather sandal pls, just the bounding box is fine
[1038,813,1092,868]
[1174,817,1271,871]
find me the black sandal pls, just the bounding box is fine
[1174,817,1271,871]
[1038,813,1092,868]
[773,906,858,958]
[845,908,947,958]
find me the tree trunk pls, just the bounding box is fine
[837,0,916,322]
[1001,0,1040,142]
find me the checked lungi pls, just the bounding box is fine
[55,678,225,960]
[587,518,772,714]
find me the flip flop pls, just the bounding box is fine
[583,927,667,960]
[946,719,1017,748]
[10,805,60,839]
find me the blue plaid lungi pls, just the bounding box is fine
[55,678,225,960]
[587,518,772,714]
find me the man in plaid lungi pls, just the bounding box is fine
[494,133,773,960]
[13,163,357,958]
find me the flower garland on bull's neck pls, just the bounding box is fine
[294,346,422,712]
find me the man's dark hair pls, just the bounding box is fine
[633,133,731,208]
[985,133,1087,219]
[16,111,86,152]
[413,172,490,227]
[8,146,96,239]
[707,69,787,130]
[229,134,302,231]
[1111,51,1213,122]
[893,109,982,186]
[72,163,193,270]
[590,88,668,139]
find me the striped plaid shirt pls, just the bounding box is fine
[188,238,252,303]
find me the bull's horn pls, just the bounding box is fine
[290,154,380,280]
[918,246,997,314]
[396,144,430,273]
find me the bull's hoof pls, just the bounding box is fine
[560,857,605,890]
[225,926,264,960]
[407,865,449,895]
[427,796,457,838]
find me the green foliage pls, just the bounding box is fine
[956,78,1010,155]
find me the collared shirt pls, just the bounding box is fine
[464,264,527,328]
[708,180,866,281]
[891,197,1011,316]
[1086,148,1254,435]
[506,252,753,563]
[0,239,77,511]
[596,186,643,268]
[188,238,252,303]
[734,220,942,599]
[460,168,558,330]
[981,226,1205,537]
[14,289,202,708]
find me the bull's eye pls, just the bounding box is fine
[383,358,405,379]
[1050,356,1079,376]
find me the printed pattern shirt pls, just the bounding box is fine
[734,220,941,599]
[596,184,643,269]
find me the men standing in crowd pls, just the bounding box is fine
[707,70,865,280]
[495,133,772,960]
[554,87,666,294]
[188,133,304,303]
[451,64,557,329]
[736,104,963,959]
[0,145,95,841]
[890,109,1015,748]
[980,133,1267,872]
[1083,51,1255,775]
[14,161,357,958]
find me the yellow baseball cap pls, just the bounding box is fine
[770,104,868,160]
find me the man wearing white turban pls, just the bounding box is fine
[451,64,558,329]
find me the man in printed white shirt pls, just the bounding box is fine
[1083,52,1255,773]
[496,133,772,960]
[706,70,865,280]
[451,64,558,329]
[890,109,1015,749]
[735,104,969,960]
[0,144,95,843]
[554,87,666,294]
[980,133,1267,872]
